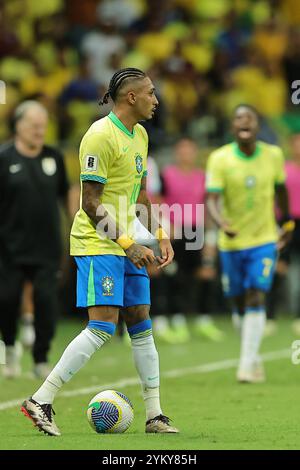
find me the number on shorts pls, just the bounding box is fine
[262,258,273,277]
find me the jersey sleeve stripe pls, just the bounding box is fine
[80,174,107,184]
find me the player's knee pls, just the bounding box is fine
[245,289,265,308]
[88,306,119,324]
[123,304,150,328]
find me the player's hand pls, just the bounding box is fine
[156,239,174,270]
[221,221,238,238]
[125,243,156,269]
[278,228,293,251]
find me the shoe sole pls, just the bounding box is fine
[146,430,179,433]
[145,426,179,433]
[20,405,58,436]
[237,377,265,384]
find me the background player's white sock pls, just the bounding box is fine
[232,309,242,333]
[128,319,162,421]
[239,307,266,372]
[32,321,115,404]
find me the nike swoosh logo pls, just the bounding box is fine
[122,146,129,153]
[9,164,22,174]
[147,376,159,381]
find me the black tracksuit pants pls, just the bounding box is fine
[0,261,58,363]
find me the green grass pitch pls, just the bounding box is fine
[0,316,299,450]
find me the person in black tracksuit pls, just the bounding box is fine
[0,100,69,378]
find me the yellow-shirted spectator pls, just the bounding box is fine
[163,78,198,113]
[252,21,288,63]
[121,49,153,71]
[20,43,74,100]
[215,74,256,118]
[232,65,265,95]
[136,31,175,62]
[195,0,231,18]
[163,21,190,41]
[256,64,287,118]
[0,57,34,84]
[280,0,300,26]
[161,61,198,133]
[27,0,64,19]
[181,30,214,73]
[231,53,266,110]
[21,67,73,100]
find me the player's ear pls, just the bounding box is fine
[127,91,136,105]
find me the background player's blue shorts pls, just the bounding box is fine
[219,243,278,297]
[75,255,150,308]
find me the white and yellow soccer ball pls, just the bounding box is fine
[87,390,134,433]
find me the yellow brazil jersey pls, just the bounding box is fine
[70,112,148,256]
[206,141,286,251]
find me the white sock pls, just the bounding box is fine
[232,310,242,332]
[32,328,109,404]
[131,334,162,420]
[239,308,266,372]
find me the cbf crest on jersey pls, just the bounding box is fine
[42,158,57,176]
[245,175,256,188]
[101,276,114,296]
[135,154,143,174]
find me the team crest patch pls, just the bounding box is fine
[245,175,256,188]
[101,276,114,296]
[41,158,57,176]
[135,154,143,174]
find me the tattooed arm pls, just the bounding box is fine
[136,176,174,269]
[82,181,155,268]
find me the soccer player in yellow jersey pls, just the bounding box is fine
[206,104,294,383]
[21,68,178,435]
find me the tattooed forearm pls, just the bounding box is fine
[82,181,122,240]
[136,189,154,232]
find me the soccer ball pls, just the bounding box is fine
[87,390,134,433]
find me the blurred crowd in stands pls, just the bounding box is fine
[1,0,300,166]
[1,0,300,337]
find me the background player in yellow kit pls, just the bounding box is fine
[206,104,294,383]
[21,68,178,435]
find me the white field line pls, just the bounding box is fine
[0,348,291,412]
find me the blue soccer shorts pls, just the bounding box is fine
[219,242,278,297]
[75,255,150,308]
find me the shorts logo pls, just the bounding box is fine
[245,175,256,188]
[85,155,98,172]
[135,154,143,174]
[101,276,114,296]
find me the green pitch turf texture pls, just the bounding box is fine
[0,317,299,450]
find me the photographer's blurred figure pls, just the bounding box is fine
[0,101,70,379]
